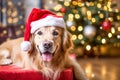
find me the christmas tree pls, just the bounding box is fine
[52,0,120,57]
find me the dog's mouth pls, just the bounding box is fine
[37,45,58,62]
[41,51,53,62]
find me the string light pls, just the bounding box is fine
[108,17,113,22]
[111,27,115,34]
[53,4,62,11]
[81,40,85,44]
[103,6,108,11]
[64,1,70,6]
[2,8,6,13]
[117,15,120,20]
[8,17,12,24]
[101,38,106,44]
[71,26,76,31]
[117,35,120,39]
[78,2,84,7]
[97,36,101,41]
[86,45,91,51]
[71,35,77,40]
[75,14,80,19]
[72,1,77,6]
[78,26,83,31]
[108,33,112,38]
[78,34,83,40]
[91,18,96,23]
[97,3,102,8]
[115,9,119,13]
[118,27,120,31]
[99,13,104,18]
[56,12,63,16]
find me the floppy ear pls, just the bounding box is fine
[62,29,73,52]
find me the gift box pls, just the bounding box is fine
[0,65,73,80]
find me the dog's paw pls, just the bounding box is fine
[0,59,12,65]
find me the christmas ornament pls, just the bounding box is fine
[83,25,96,39]
[102,19,111,31]
[60,7,67,13]
[66,20,75,27]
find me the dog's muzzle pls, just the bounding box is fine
[37,41,57,62]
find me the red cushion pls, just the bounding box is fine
[0,65,73,80]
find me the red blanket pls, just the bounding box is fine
[0,65,73,80]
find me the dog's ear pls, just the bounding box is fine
[62,29,73,52]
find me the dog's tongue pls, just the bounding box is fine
[42,52,52,62]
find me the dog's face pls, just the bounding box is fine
[33,26,65,62]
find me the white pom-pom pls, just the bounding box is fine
[21,41,31,51]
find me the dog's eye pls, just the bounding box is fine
[37,31,42,35]
[53,30,58,36]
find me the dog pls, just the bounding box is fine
[0,8,88,80]
[0,26,88,80]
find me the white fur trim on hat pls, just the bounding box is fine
[21,41,31,51]
[30,16,66,34]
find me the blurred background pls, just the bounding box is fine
[0,0,120,80]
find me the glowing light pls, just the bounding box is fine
[78,26,83,31]
[104,6,108,11]
[108,33,112,38]
[12,11,18,17]
[72,1,77,5]
[117,15,120,20]
[117,35,120,39]
[89,2,94,6]
[101,66,107,77]
[13,18,18,23]
[100,26,103,29]
[3,30,7,34]
[91,73,95,78]
[78,2,84,7]
[86,45,91,51]
[20,25,24,29]
[97,36,101,41]
[91,18,96,23]
[68,14,74,18]
[8,1,13,6]
[78,34,83,40]
[56,12,63,16]
[115,9,119,13]
[75,14,80,19]
[102,38,106,44]
[85,63,92,78]
[111,27,115,34]
[2,8,6,13]
[87,10,91,16]
[118,27,120,31]
[53,5,62,11]
[97,3,102,8]
[64,1,70,6]
[71,35,77,40]
[108,17,113,22]
[71,26,76,31]
[99,13,104,18]
[81,40,85,44]
[8,17,12,24]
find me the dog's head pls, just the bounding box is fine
[31,26,72,62]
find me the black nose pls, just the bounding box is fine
[43,42,53,49]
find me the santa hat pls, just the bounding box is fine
[21,8,66,51]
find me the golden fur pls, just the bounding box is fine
[0,26,88,80]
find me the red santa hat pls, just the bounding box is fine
[21,8,66,51]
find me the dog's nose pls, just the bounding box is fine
[43,42,53,49]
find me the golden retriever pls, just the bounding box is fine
[0,26,88,80]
